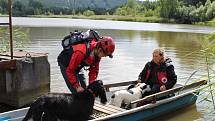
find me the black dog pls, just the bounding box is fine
[22,80,107,121]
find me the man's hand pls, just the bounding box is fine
[160,85,166,91]
[76,86,84,93]
[136,80,141,83]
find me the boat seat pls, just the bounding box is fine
[93,101,126,115]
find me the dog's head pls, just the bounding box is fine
[137,83,151,92]
[88,80,107,104]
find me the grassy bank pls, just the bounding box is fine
[195,19,215,27]
[28,15,176,24]
[1,14,215,27]
[30,14,215,27]
[0,14,9,17]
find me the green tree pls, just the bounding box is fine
[138,0,160,17]
[205,0,215,20]
[28,0,43,15]
[114,0,140,17]
[191,5,207,22]
[180,0,207,6]
[0,0,7,14]
[127,0,140,16]
[29,0,43,9]
[175,0,215,23]
[127,0,137,8]
[13,1,26,16]
[160,0,179,18]
[143,0,158,10]
[114,7,127,16]
[144,9,155,17]
[176,5,195,23]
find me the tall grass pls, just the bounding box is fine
[200,32,215,109]
[181,31,215,119]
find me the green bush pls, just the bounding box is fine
[114,7,127,16]
[83,10,95,16]
[144,9,154,17]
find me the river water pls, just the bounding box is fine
[1,17,215,121]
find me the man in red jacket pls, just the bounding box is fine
[58,36,115,93]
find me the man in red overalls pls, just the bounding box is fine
[58,36,115,93]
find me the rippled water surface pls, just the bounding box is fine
[1,17,215,121]
[24,28,207,91]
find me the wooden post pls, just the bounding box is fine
[8,0,13,59]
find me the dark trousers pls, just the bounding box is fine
[58,62,86,94]
[142,84,160,97]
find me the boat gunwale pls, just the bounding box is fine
[0,81,206,121]
[91,85,205,121]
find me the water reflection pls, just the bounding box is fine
[1,15,215,120]
[145,32,207,81]
[1,26,212,121]
[151,105,201,121]
[20,27,207,87]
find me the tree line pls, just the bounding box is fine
[114,0,215,24]
[0,0,215,24]
[0,0,117,16]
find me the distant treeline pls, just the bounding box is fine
[0,0,215,24]
[0,0,125,16]
[113,0,215,24]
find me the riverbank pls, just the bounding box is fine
[28,14,174,23]
[195,19,215,27]
[1,14,215,27]
[1,17,215,34]
[28,15,215,27]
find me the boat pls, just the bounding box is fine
[0,79,207,121]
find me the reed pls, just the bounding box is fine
[197,32,215,113]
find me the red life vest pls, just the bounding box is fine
[66,39,99,88]
[145,69,168,85]
[72,39,98,67]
